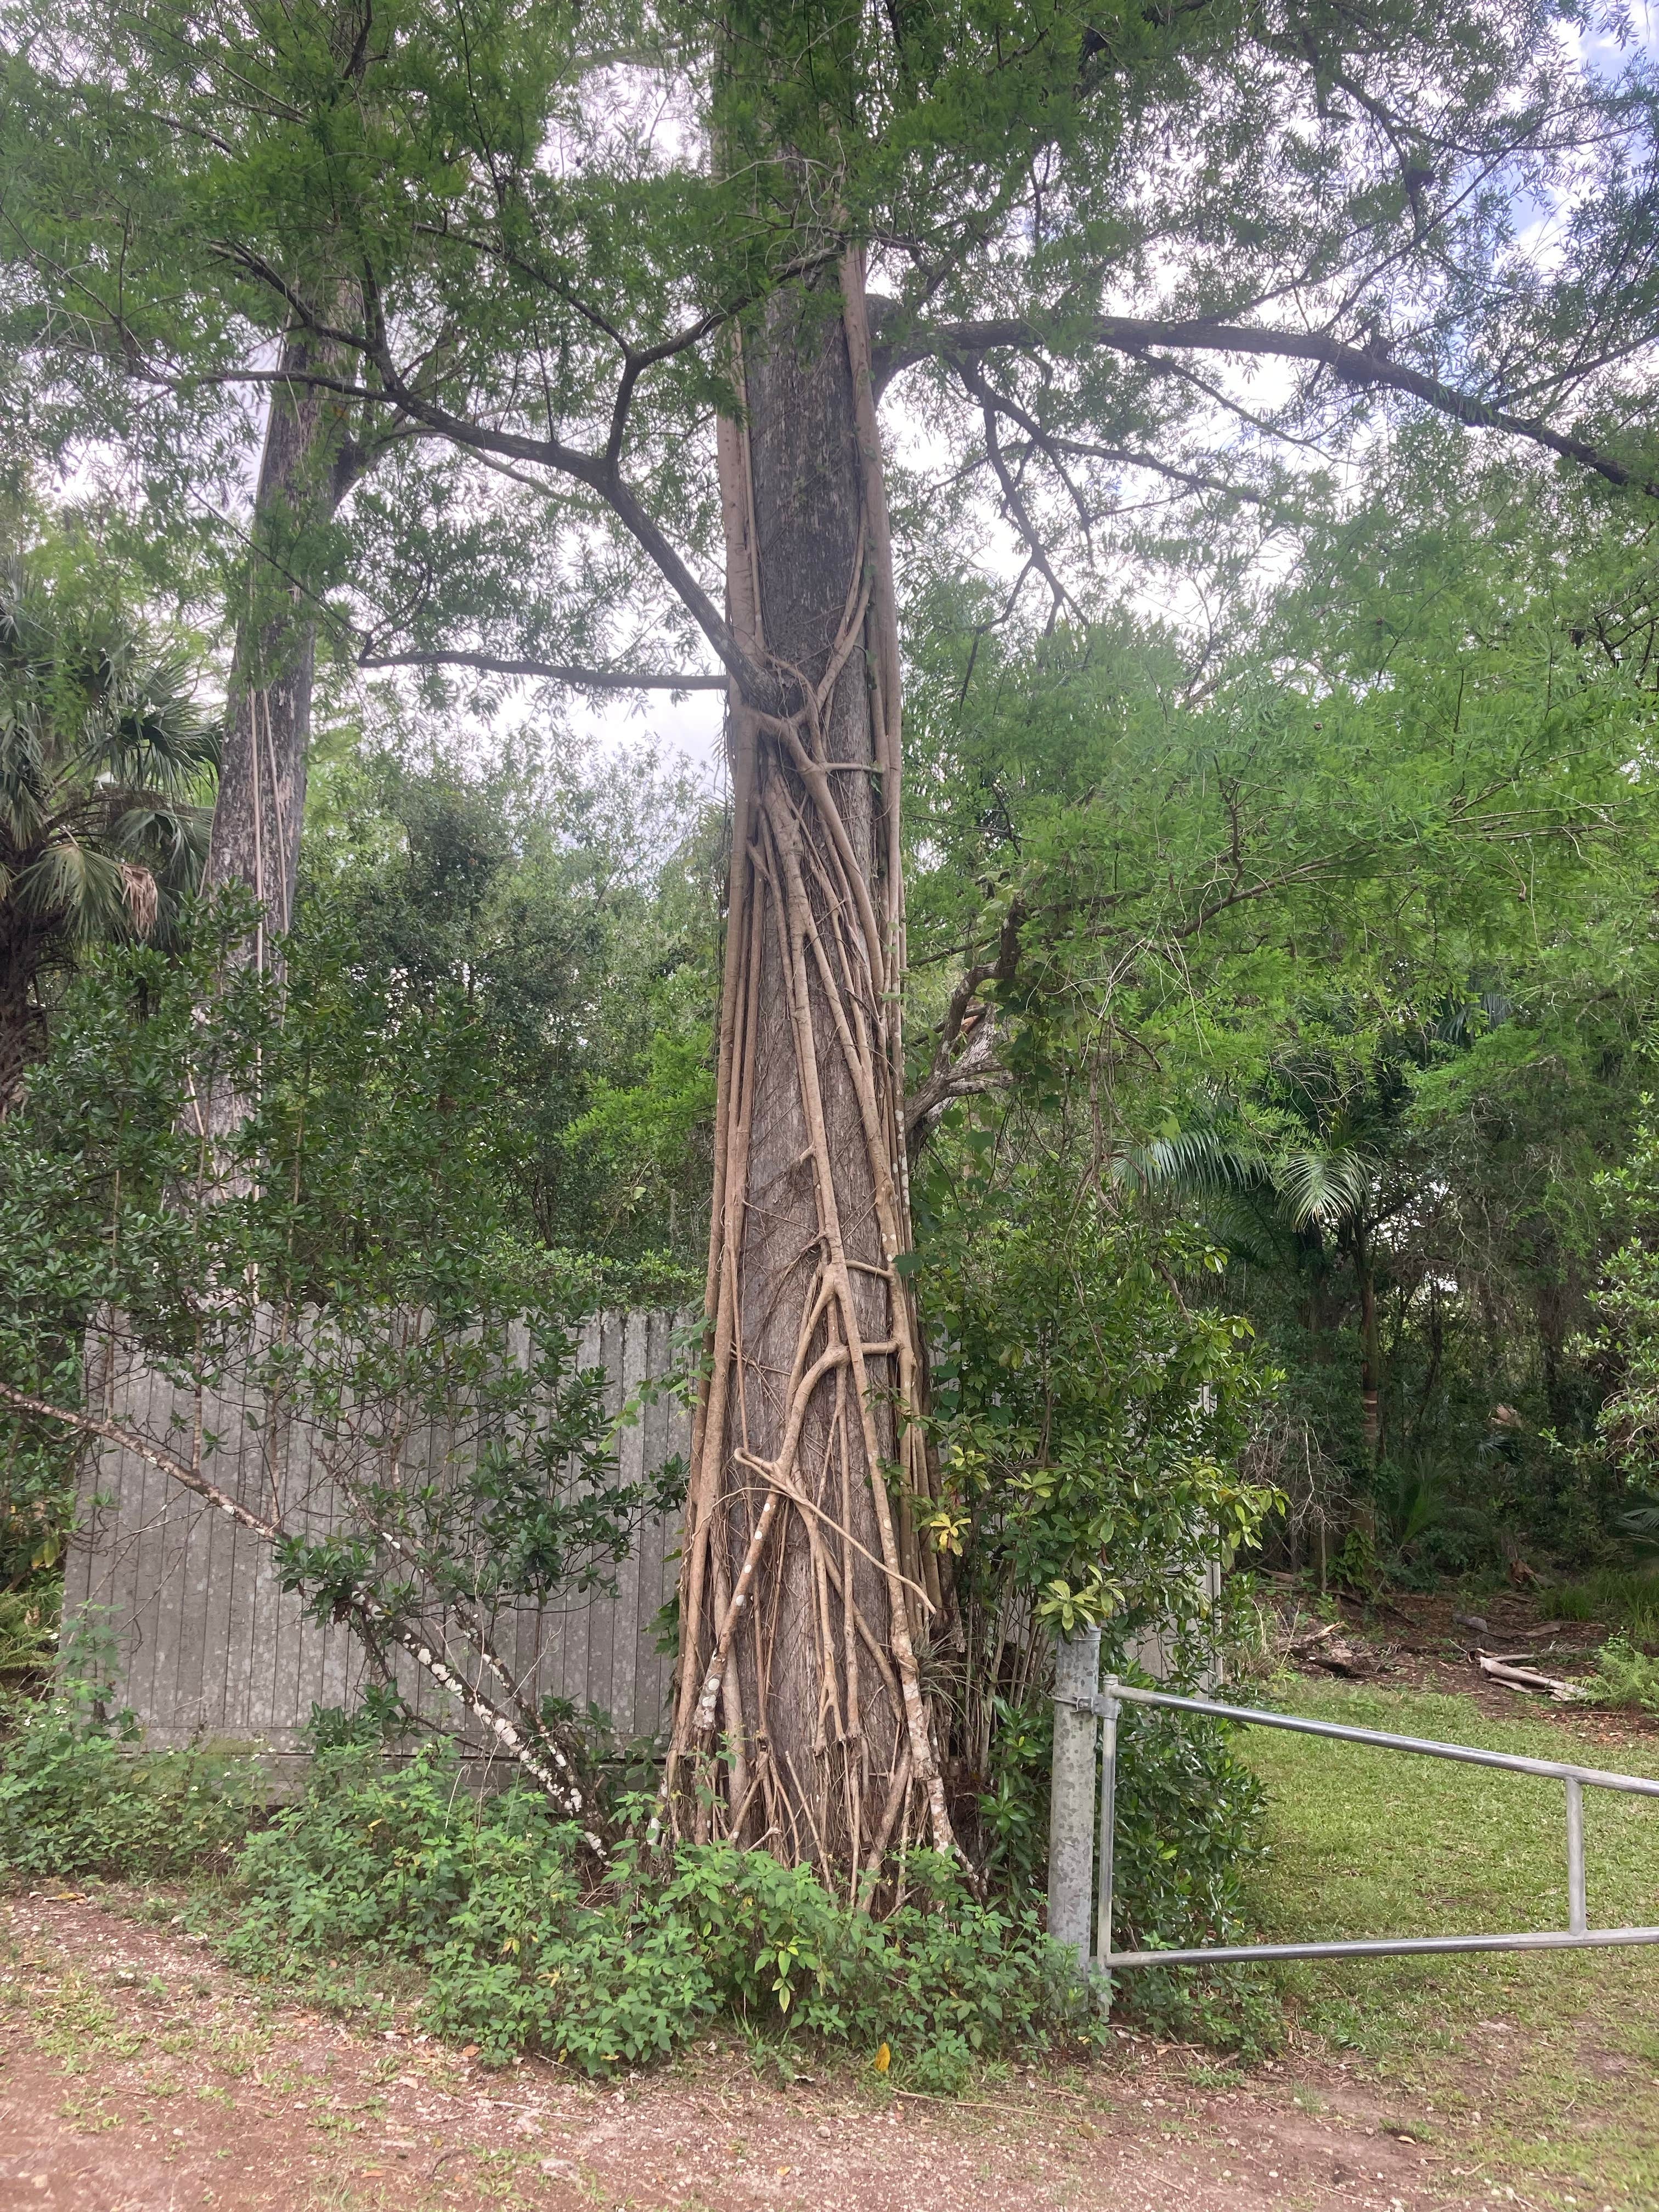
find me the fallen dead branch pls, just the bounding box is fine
[1476,1655,1590,1703]
[1290,1621,1384,1679]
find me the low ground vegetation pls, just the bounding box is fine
[0,1675,1280,2087]
[4,1668,1656,2208]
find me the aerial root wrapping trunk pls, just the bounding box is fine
[663,253,957,1880]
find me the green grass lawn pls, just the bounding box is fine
[1240,1678,1659,2209]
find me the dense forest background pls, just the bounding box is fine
[9,417,1659,1601]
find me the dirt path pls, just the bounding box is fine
[0,1893,1592,2212]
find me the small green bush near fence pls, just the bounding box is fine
[0,1695,260,1880]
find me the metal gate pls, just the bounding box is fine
[1047,1627,1659,1976]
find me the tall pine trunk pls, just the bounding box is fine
[205,323,358,974]
[664,256,955,1877]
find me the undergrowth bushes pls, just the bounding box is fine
[0,1688,1277,2079]
[222,1745,1094,2087]
[1589,1634,1659,1716]
[0,1694,259,1878]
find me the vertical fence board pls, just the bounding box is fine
[62,1310,690,1753]
[125,1355,168,1725]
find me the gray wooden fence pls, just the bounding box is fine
[60,1310,689,1771]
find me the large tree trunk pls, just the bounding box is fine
[204,323,358,972]
[664,256,955,1878]
[188,324,360,1152]
[0,921,47,1115]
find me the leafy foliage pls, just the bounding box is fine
[0,902,681,1801]
[919,1155,1273,1644]
[905,435,1659,1576]
[223,1745,1097,2088]
[0,1684,259,1880]
[302,741,721,1268]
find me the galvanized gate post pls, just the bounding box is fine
[1096,1679,1120,1974]
[1048,1626,1101,1966]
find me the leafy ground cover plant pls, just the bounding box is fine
[0,1688,259,1881]
[222,1744,1098,2090]
[0,1687,1272,2078]
[1587,1634,1659,1718]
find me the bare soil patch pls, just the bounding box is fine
[0,1891,1601,2212]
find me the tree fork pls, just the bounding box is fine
[664,252,954,1872]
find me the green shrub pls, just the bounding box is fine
[0,1585,59,1682]
[1555,1570,1659,1649]
[1104,1705,1281,2058]
[0,1697,261,1880]
[1589,1633,1659,1716]
[224,1746,1096,2087]
[1111,1707,1269,1952]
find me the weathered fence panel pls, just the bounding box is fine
[61,1310,689,1769]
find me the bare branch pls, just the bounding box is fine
[957,360,1083,627]
[359,648,726,690]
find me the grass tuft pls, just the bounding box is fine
[1553,1568,1659,1649]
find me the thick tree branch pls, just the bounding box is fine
[199,247,767,700]
[875,310,1659,495]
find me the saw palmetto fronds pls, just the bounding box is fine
[0,557,219,1098]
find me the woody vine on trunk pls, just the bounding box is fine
[662,256,953,1869]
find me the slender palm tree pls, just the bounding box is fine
[0,562,218,1107]
[1137,1085,1395,1459]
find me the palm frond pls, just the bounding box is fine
[0,554,221,967]
[10,834,127,934]
[1271,1144,1376,1232]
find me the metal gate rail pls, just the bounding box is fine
[1050,1651,1659,1975]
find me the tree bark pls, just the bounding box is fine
[1355,1225,1382,1466]
[663,256,954,1878]
[204,322,360,973]
[0,921,48,1115]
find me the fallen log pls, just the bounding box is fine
[1476,1654,1590,1703]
